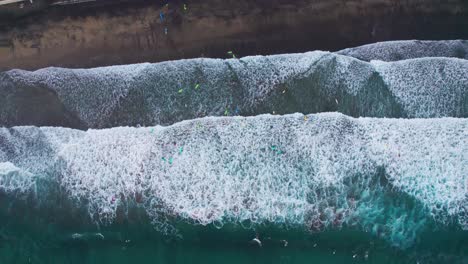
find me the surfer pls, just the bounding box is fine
[251,233,262,247]
[280,239,288,247]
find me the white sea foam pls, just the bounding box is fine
[338,40,468,61]
[0,113,466,247]
[2,50,467,128]
[0,162,35,194]
[373,57,468,118]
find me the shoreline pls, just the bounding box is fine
[0,0,467,70]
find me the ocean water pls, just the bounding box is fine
[0,113,467,263]
[1,48,467,129]
[0,41,467,263]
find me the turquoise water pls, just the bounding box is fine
[0,44,467,263]
[0,113,467,263]
[0,218,466,263]
[0,178,466,264]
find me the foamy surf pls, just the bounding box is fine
[1,50,467,129]
[0,113,466,249]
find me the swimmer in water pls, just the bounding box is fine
[252,237,262,247]
[280,239,288,247]
[251,233,262,247]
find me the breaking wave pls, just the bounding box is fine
[1,51,467,128]
[0,113,466,249]
[337,40,468,62]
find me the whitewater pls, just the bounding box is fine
[0,40,467,263]
[1,113,466,249]
[1,49,467,129]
